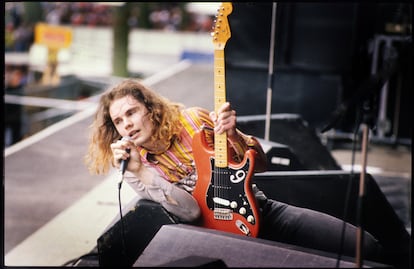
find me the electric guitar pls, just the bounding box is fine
[192,3,260,237]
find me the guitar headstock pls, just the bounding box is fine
[211,2,233,50]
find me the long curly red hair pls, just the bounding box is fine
[85,79,183,175]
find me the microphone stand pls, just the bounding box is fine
[354,38,403,267]
[319,32,404,268]
[354,95,375,268]
[355,122,368,267]
[264,2,277,141]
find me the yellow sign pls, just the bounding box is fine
[35,23,72,49]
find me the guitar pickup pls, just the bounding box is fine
[214,208,233,220]
[213,197,230,207]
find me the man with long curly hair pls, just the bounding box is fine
[85,79,386,265]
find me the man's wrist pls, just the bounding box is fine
[132,165,154,185]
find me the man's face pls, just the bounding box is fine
[109,95,154,147]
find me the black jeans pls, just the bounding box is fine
[258,198,385,264]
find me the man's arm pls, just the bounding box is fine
[124,167,200,222]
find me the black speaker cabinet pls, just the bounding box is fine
[134,224,387,267]
[97,198,177,267]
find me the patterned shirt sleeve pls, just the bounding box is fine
[228,129,268,172]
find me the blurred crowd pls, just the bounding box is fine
[5,3,33,52]
[5,2,215,53]
[42,2,113,26]
[4,2,216,146]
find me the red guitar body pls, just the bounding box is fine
[192,129,261,237]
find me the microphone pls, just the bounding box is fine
[118,136,131,188]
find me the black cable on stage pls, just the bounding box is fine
[335,109,361,268]
[117,136,131,260]
[118,182,128,260]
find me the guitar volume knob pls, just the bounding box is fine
[239,207,246,215]
[247,215,255,223]
[230,201,238,209]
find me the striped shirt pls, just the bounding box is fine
[138,106,261,192]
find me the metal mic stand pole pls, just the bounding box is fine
[355,95,375,268]
[264,2,277,141]
[355,122,369,267]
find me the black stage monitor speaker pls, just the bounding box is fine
[253,170,411,269]
[258,138,306,171]
[239,114,341,170]
[134,224,387,268]
[97,198,177,267]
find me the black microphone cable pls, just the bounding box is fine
[117,136,131,260]
[118,171,128,260]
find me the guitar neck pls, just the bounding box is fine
[214,48,228,168]
[211,2,232,168]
